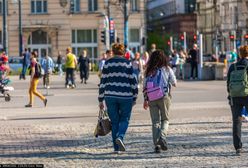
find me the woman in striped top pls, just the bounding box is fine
[98,43,138,152]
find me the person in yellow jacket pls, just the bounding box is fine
[65,47,77,88]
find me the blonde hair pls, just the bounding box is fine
[239,45,248,58]
[66,47,72,52]
[112,43,125,56]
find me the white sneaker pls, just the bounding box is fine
[66,85,70,89]
[47,86,50,89]
[71,84,75,89]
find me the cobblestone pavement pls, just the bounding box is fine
[0,75,246,167]
[0,116,248,168]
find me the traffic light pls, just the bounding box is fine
[101,30,106,44]
[180,34,184,41]
[193,34,197,41]
[70,0,75,13]
[167,40,171,46]
[229,35,235,41]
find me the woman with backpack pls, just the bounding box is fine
[25,51,47,108]
[143,50,177,153]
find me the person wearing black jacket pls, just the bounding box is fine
[188,44,198,79]
[227,45,248,155]
[78,50,90,84]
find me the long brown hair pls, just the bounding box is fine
[145,50,167,77]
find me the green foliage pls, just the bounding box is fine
[147,31,171,54]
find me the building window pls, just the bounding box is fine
[129,29,140,42]
[185,0,196,13]
[130,0,138,12]
[28,30,50,44]
[71,29,98,63]
[31,0,47,14]
[70,0,80,13]
[88,0,98,12]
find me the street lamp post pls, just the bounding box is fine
[18,0,23,57]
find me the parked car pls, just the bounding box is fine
[8,56,23,73]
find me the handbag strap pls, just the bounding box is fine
[98,109,106,119]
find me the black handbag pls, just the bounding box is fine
[94,109,111,137]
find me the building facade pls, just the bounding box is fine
[0,0,146,62]
[196,0,248,55]
[147,0,196,50]
[219,0,248,52]
[196,0,219,55]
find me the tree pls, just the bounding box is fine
[147,31,171,54]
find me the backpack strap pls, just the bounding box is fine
[234,63,237,71]
[156,69,162,85]
[235,63,248,71]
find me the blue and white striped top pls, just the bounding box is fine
[98,56,138,102]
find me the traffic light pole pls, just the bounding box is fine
[2,0,8,54]
[170,36,173,51]
[104,15,110,50]
[124,0,128,47]
[198,34,203,80]
[183,32,187,52]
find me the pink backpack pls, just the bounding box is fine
[146,69,166,101]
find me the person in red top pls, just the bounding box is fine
[0,51,8,64]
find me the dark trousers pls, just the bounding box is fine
[43,73,50,86]
[190,62,198,78]
[80,68,89,81]
[230,97,248,150]
[65,68,75,85]
[20,64,28,79]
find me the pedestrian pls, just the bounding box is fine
[140,51,150,84]
[179,49,186,80]
[143,50,177,153]
[98,52,107,78]
[124,45,134,60]
[65,47,77,89]
[25,51,47,108]
[98,43,138,153]
[106,49,113,59]
[149,43,157,55]
[188,44,198,79]
[132,52,142,88]
[57,51,63,76]
[41,54,54,89]
[141,51,149,69]
[20,48,31,80]
[227,45,248,155]
[78,50,90,84]
[171,49,180,75]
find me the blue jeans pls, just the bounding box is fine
[105,97,133,151]
[21,64,28,78]
[133,69,140,84]
[58,64,63,76]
